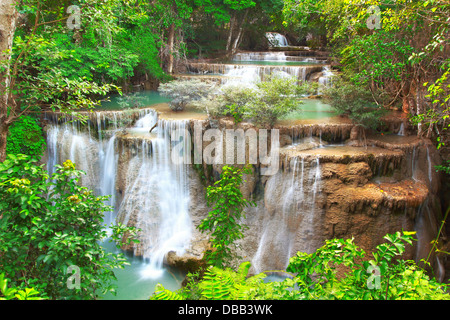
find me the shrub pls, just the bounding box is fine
[0,154,138,299]
[6,115,46,158]
[158,79,216,111]
[322,75,387,130]
[245,76,302,127]
[195,76,302,127]
[151,231,449,300]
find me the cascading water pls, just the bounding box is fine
[251,156,323,273]
[116,117,192,278]
[233,52,287,61]
[318,66,333,94]
[45,108,193,279]
[266,32,289,47]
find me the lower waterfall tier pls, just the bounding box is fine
[43,107,445,280]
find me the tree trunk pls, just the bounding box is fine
[226,15,236,52]
[401,81,411,114]
[167,23,175,74]
[0,0,18,162]
[231,9,248,56]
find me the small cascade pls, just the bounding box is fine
[101,135,118,227]
[251,156,323,273]
[233,52,287,61]
[398,122,405,136]
[266,32,289,47]
[187,63,319,84]
[45,111,125,226]
[318,66,333,94]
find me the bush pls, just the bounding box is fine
[151,231,449,300]
[245,76,302,127]
[0,154,138,299]
[158,79,216,111]
[195,76,302,127]
[322,75,386,130]
[6,115,46,158]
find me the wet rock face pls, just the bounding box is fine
[184,120,442,274]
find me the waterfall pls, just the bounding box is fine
[266,32,289,47]
[318,66,333,94]
[251,156,323,273]
[101,135,118,228]
[45,112,120,216]
[222,65,261,87]
[398,122,405,136]
[46,109,193,279]
[117,116,192,278]
[232,52,287,61]
[221,64,310,86]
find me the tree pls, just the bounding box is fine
[158,79,216,111]
[322,74,387,132]
[0,1,127,161]
[0,0,19,162]
[197,165,255,268]
[283,0,450,138]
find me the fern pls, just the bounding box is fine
[150,284,183,300]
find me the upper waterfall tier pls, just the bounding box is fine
[232,52,328,63]
[185,62,325,84]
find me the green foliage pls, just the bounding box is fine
[341,30,415,86]
[0,154,138,299]
[116,92,147,109]
[151,261,269,300]
[151,283,184,300]
[245,76,302,127]
[410,65,449,141]
[197,165,255,268]
[194,84,254,118]
[322,75,386,130]
[196,76,302,127]
[6,115,46,158]
[297,81,319,96]
[286,230,448,300]
[0,273,42,300]
[151,231,449,300]
[435,160,450,175]
[223,104,244,123]
[158,79,216,111]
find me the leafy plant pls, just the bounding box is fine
[158,79,216,111]
[244,75,302,127]
[151,231,449,300]
[223,104,244,123]
[0,154,139,299]
[6,115,46,158]
[116,92,147,109]
[151,261,269,300]
[197,165,255,268]
[287,231,449,300]
[322,75,387,130]
[0,274,43,300]
[195,76,302,127]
